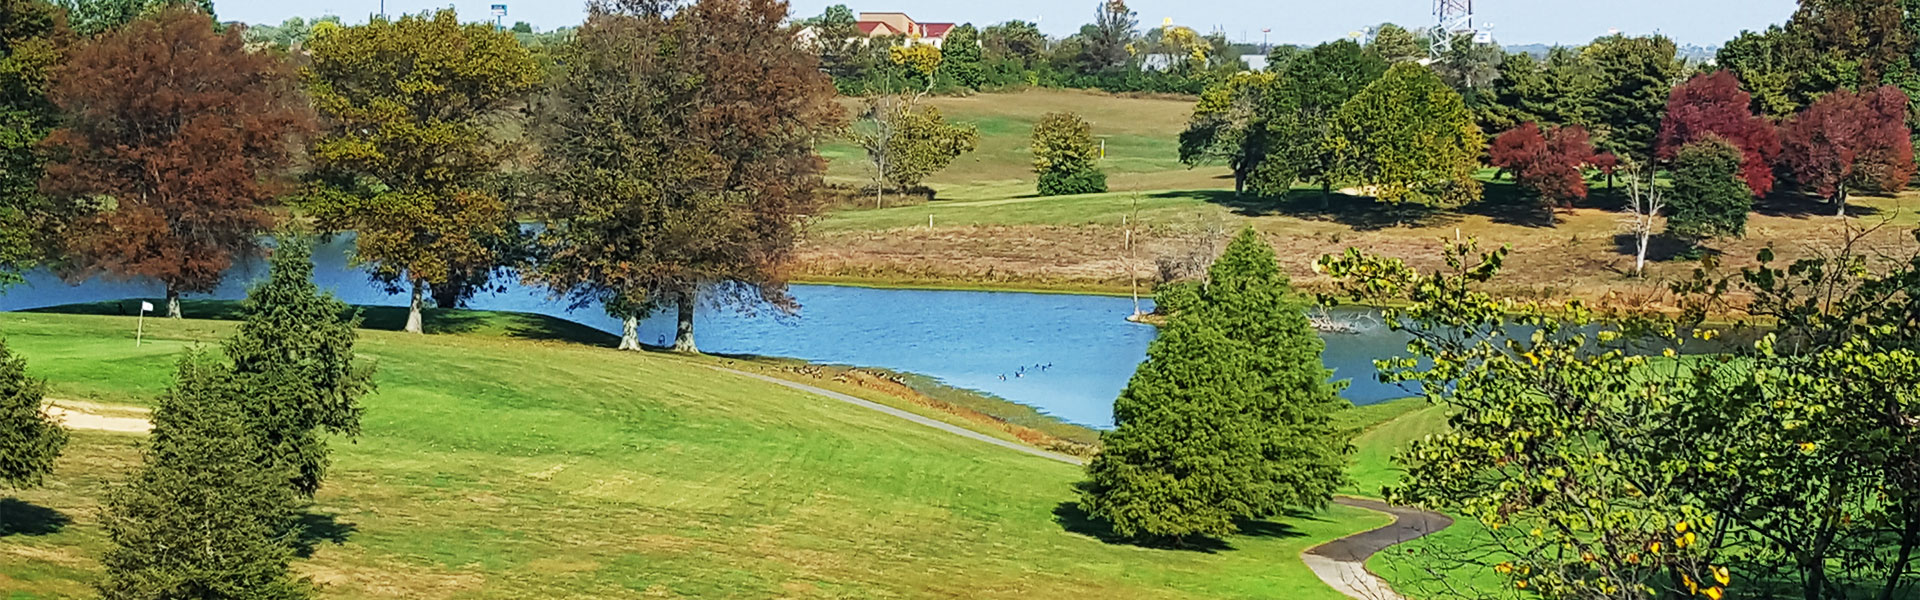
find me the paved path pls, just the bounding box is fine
[709,365,1086,466]
[1303,497,1453,600]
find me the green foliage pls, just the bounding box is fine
[1081,228,1347,542]
[1666,137,1751,240]
[0,339,64,488]
[1321,233,1920,600]
[856,98,980,191]
[1327,62,1485,206]
[98,354,307,600]
[1585,34,1683,160]
[1258,40,1389,195]
[1031,111,1107,196]
[1179,72,1276,194]
[1367,23,1423,63]
[55,0,211,35]
[224,238,374,497]
[240,15,342,50]
[941,23,985,89]
[0,0,64,287]
[300,9,541,323]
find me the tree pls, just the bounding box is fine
[511,21,533,34]
[1619,159,1667,277]
[0,340,65,489]
[1792,0,1912,86]
[1489,123,1601,209]
[240,16,344,50]
[1327,62,1485,207]
[1585,34,1683,161]
[1656,70,1780,197]
[43,6,311,319]
[1718,26,1825,118]
[1080,228,1346,542]
[301,9,542,334]
[54,0,212,35]
[1259,40,1389,198]
[941,23,984,89]
[1368,23,1422,63]
[534,0,843,355]
[1180,72,1276,195]
[1780,85,1916,216]
[1432,33,1502,94]
[981,20,1045,65]
[855,97,978,199]
[1080,0,1135,74]
[1031,111,1107,196]
[224,238,374,497]
[0,0,67,287]
[97,354,307,600]
[1667,137,1752,241]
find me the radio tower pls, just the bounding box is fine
[1431,0,1475,58]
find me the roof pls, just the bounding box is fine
[920,23,956,38]
[857,21,904,36]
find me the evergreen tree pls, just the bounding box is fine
[0,339,65,488]
[1080,228,1347,542]
[1666,137,1750,242]
[98,354,308,600]
[1584,34,1683,161]
[1367,23,1423,63]
[1031,111,1107,195]
[941,23,985,89]
[0,0,67,288]
[224,238,374,497]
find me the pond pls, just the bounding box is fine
[0,237,1418,428]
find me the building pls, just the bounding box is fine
[855,12,955,47]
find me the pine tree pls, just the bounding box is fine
[225,238,374,497]
[1667,137,1752,241]
[1079,228,1348,542]
[98,354,309,600]
[0,339,65,488]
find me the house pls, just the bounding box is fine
[856,12,955,47]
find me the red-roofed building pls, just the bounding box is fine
[856,12,955,47]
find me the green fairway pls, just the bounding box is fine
[0,309,1392,599]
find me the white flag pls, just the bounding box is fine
[140,301,154,312]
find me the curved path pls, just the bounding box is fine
[1304,497,1454,600]
[710,366,1087,466]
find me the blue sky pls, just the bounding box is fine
[213,0,1799,46]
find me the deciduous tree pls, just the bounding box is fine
[855,97,978,199]
[98,354,307,600]
[1667,136,1752,241]
[940,23,984,89]
[1780,85,1916,216]
[1260,40,1388,198]
[0,340,64,489]
[1489,122,1600,209]
[54,0,211,35]
[1327,62,1485,206]
[300,9,542,334]
[224,238,374,497]
[0,0,67,287]
[1031,111,1107,196]
[1179,72,1276,195]
[1656,70,1781,196]
[1367,23,1423,63]
[43,6,311,318]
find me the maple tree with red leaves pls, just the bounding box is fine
[1655,70,1781,197]
[1780,85,1915,217]
[1490,122,1605,210]
[41,6,311,318]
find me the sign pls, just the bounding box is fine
[491,4,507,17]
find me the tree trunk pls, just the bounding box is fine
[618,315,642,351]
[164,286,181,319]
[672,290,698,354]
[1320,181,1332,209]
[1232,168,1247,197]
[405,279,425,334]
[1836,186,1849,217]
[1634,228,1650,278]
[1880,507,1920,600]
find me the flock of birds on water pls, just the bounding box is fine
[998,363,1053,381]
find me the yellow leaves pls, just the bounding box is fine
[1683,573,1698,594]
[1663,348,1678,358]
[1675,531,1696,549]
[888,44,943,79]
[1712,566,1731,586]
[1495,562,1514,574]
[1704,586,1724,600]
[1515,579,1529,590]
[1581,551,1596,563]
[1625,553,1641,564]
[1799,441,1818,453]
[1650,541,1664,554]
[1522,351,1541,366]
[1674,521,1689,534]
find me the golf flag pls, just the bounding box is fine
[140,301,153,312]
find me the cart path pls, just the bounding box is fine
[1304,497,1454,600]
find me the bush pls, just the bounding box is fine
[1038,169,1108,196]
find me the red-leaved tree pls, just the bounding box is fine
[1780,85,1915,216]
[42,6,311,317]
[1655,70,1781,197]
[1491,122,1602,209]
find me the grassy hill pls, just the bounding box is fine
[0,308,1394,600]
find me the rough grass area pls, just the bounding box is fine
[0,309,1391,600]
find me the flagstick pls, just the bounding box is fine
[135,303,145,347]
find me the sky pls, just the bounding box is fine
[212,0,1800,46]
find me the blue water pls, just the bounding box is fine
[0,237,1416,428]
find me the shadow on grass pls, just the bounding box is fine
[1052,499,1306,553]
[1753,190,1882,219]
[1164,189,1460,231]
[1609,232,1718,267]
[1460,180,1558,228]
[0,498,71,537]
[291,510,357,558]
[29,300,617,346]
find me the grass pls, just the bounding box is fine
[0,307,1393,600]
